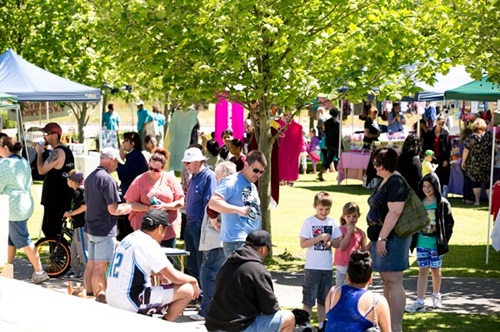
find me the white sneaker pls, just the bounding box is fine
[405,301,426,313]
[433,294,442,309]
[189,313,206,321]
[27,271,49,284]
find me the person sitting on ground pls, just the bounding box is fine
[325,250,391,332]
[106,209,200,321]
[205,230,295,332]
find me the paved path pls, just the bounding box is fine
[7,258,500,331]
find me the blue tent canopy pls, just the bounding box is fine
[402,65,473,101]
[0,49,101,102]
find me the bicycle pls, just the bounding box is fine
[35,218,73,278]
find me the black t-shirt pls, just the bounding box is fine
[41,145,75,209]
[70,187,86,228]
[363,118,380,144]
[367,173,407,225]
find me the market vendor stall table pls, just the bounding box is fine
[337,152,371,184]
[448,159,500,196]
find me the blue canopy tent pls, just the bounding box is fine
[403,66,473,101]
[0,49,101,102]
[0,49,102,159]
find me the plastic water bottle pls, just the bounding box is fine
[37,138,45,146]
[150,196,160,205]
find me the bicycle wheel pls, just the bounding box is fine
[35,237,71,278]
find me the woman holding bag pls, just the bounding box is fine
[366,147,412,332]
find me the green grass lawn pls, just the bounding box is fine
[26,173,499,330]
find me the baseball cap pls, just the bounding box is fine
[142,209,171,227]
[136,100,145,106]
[62,169,84,183]
[182,147,206,163]
[42,122,62,136]
[424,150,435,157]
[100,147,124,164]
[245,230,276,248]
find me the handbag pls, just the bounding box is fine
[393,175,430,238]
[364,293,381,332]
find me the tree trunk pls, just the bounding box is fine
[256,117,274,236]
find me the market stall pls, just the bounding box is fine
[445,75,500,263]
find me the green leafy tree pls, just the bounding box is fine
[0,0,121,142]
[97,0,457,234]
[442,0,500,82]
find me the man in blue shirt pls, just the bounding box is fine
[424,102,437,129]
[183,147,217,283]
[136,100,153,142]
[208,150,267,257]
[103,103,120,131]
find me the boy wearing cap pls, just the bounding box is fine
[422,150,438,176]
[205,230,295,332]
[106,209,199,321]
[35,122,75,238]
[62,169,87,279]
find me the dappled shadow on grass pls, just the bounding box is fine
[403,312,500,331]
[293,183,371,196]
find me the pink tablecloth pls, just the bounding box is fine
[337,152,371,184]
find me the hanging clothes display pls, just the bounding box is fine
[215,99,245,146]
[278,119,303,182]
[164,107,199,171]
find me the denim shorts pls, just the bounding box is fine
[416,247,443,269]
[8,221,32,248]
[87,234,115,261]
[222,241,245,258]
[242,311,284,332]
[302,269,332,307]
[370,233,411,272]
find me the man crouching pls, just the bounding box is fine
[106,209,199,321]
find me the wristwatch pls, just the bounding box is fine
[378,237,388,242]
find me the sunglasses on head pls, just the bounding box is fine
[252,168,265,174]
[149,166,162,173]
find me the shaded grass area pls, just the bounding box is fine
[403,312,500,331]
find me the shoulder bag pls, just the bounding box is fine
[393,175,430,238]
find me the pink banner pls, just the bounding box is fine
[215,99,229,146]
[214,98,245,145]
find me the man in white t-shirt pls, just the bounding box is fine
[106,209,200,321]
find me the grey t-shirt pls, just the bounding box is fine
[84,167,120,236]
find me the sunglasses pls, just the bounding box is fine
[149,166,162,173]
[252,168,265,174]
[372,161,382,167]
[43,132,57,136]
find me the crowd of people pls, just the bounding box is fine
[4,99,492,332]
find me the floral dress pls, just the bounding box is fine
[464,131,493,183]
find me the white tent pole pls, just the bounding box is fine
[486,124,496,264]
[46,101,49,123]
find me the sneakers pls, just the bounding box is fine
[189,313,206,321]
[433,294,442,309]
[405,301,426,313]
[27,271,49,284]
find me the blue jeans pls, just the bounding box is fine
[184,222,202,282]
[222,241,246,258]
[199,248,225,317]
